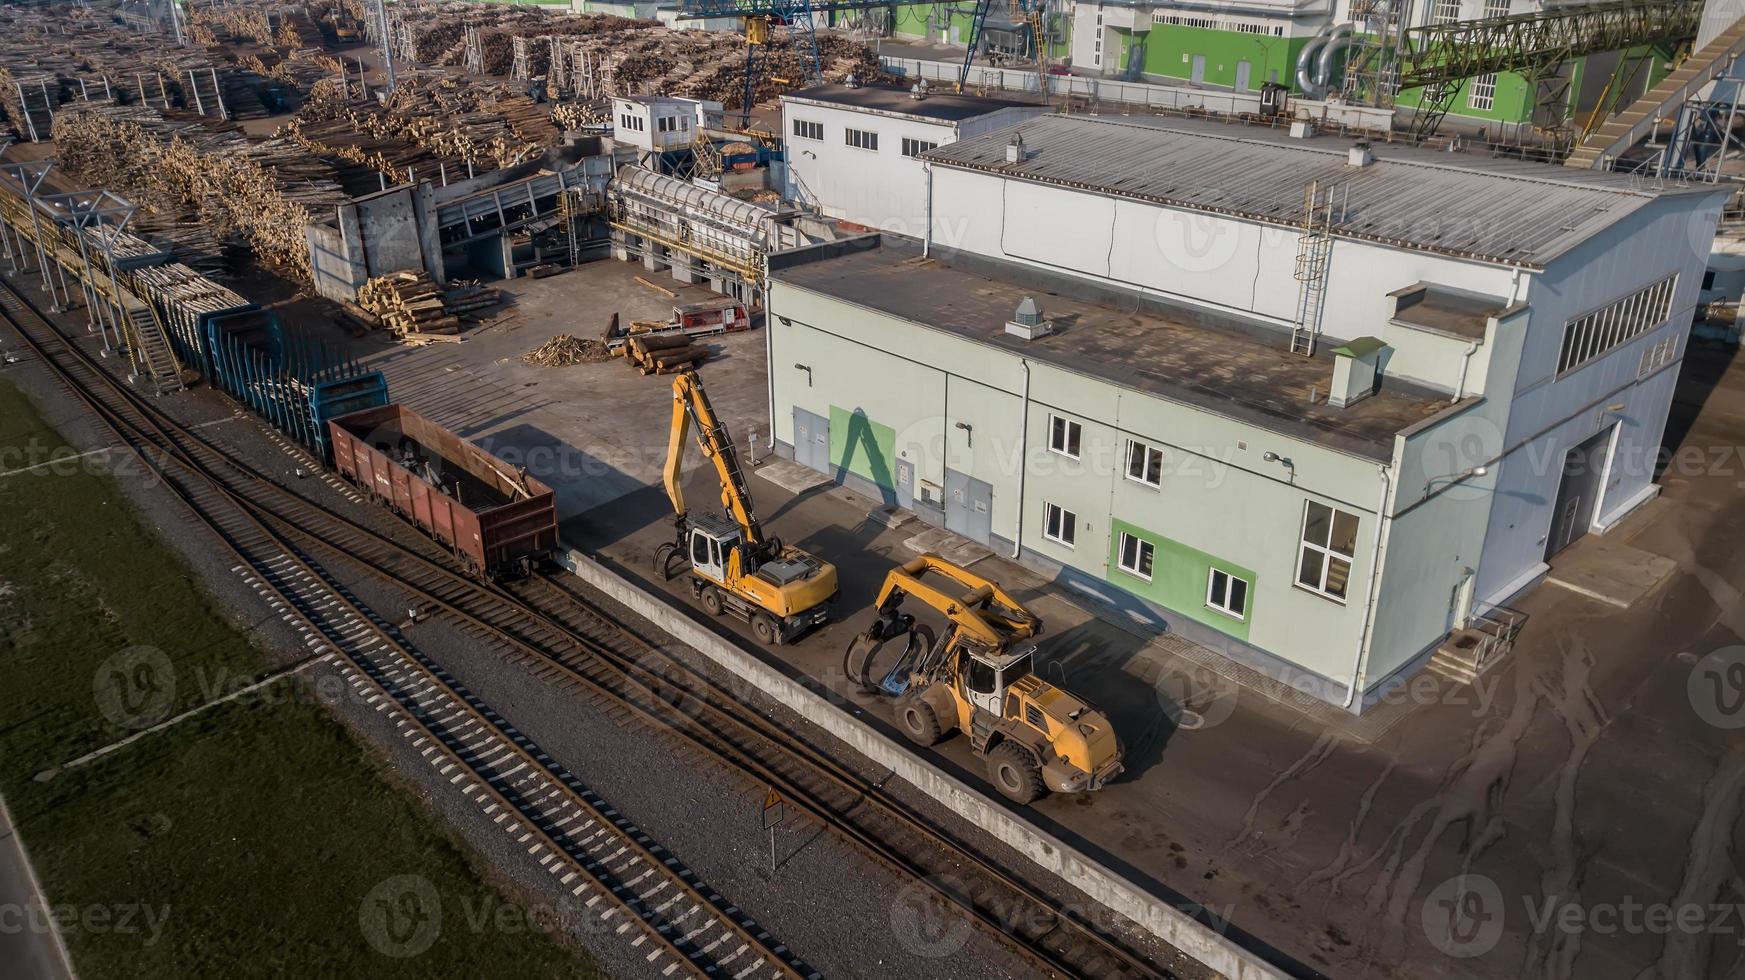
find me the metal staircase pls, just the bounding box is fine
[1290,182,1335,358]
[122,303,185,394]
[1566,15,1745,169]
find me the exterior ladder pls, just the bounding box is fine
[1290,181,1335,357]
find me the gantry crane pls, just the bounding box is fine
[653,369,838,644]
[843,555,1124,803]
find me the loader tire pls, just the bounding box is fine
[751,613,780,645]
[699,586,725,616]
[988,742,1046,805]
[897,696,942,747]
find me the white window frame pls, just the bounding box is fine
[1433,0,1461,23]
[1043,502,1076,548]
[1047,413,1082,460]
[1206,568,1249,621]
[1295,500,1358,603]
[845,127,879,151]
[1116,532,1154,580]
[1468,73,1497,112]
[792,118,823,141]
[1124,438,1163,487]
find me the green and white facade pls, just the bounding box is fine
[763,114,1725,711]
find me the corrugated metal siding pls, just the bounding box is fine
[921,114,1713,269]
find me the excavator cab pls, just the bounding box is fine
[686,513,740,584]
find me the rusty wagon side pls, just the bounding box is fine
[328,404,558,578]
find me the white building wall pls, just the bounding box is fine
[1472,192,1726,606]
[783,100,1044,235]
[929,164,1520,393]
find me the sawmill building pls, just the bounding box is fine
[763,113,1726,710]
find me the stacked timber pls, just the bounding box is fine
[356,272,505,343]
[53,102,349,284]
[623,333,707,376]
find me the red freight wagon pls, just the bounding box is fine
[328,405,558,578]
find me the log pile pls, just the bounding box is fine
[622,333,708,375]
[552,27,885,110]
[522,334,612,367]
[53,103,349,283]
[356,272,505,342]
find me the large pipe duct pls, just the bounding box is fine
[1296,22,1354,99]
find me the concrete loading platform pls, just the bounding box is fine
[323,258,1745,980]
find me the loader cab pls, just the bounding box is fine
[687,512,743,584]
[960,646,1036,717]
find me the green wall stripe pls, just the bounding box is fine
[1107,517,1255,641]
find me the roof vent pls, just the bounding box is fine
[1348,140,1374,168]
[910,79,930,100]
[1005,296,1053,340]
[1289,120,1315,139]
[1006,132,1027,164]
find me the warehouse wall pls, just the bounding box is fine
[929,164,1520,394]
[1474,191,1726,607]
[768,277,1401,692]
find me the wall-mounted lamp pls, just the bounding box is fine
[955,421,973,447]
[794,362,812,387]
[1425,464,1487,495]
[1261,450,1296,474]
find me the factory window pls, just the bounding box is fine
[1116,532,1154,580]
[1556,274,1677,376]
[1206,568,1249,620]
[792,118,823,141]
[901,137,939,157]
[1433,0,1461,23]
[1467,73,1497,111]
[1296,501,1358,602]
[657,116,674,132]
[1483,0,1510,16]
[845,127,879,151]
[1047,414,1082,459]
[1125,439,1163,487]
[1043,502,1076,547]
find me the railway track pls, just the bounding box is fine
[0,277,1185,980]
[0,284,812,980]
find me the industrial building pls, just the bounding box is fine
[763,113,1726,709]
[780,82,1047,235]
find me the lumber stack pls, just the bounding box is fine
[623,333,708,376]
[357,272,505,342]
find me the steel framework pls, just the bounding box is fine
[1398,0,1700,139]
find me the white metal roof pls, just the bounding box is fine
[921,114,1722,269]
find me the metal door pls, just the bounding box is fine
[1190,55,1206,85]
[1545,427,1613,559]
[895,458,914,510]
[944,468,993,544]
[1235,60,1252,92]
[792,407,829,474]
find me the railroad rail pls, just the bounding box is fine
[0,283,812,980]
[0,279,1187,980]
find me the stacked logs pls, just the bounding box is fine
[622,333,708,376]
[54,103,349,283]
[355,272,505,343]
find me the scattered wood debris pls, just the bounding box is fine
[522,334,612,366]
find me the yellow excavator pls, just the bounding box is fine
[845,555,1123,804]
[654,369,838,644]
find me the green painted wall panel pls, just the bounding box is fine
[1136,25,1305,90]
[1106,517,1254,641]
[829,405,898,491]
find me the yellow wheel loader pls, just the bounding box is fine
[844,555,1124,804]
[653,369,837,644]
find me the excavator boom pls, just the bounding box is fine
[663,369,764,546]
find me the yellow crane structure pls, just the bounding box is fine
[654,369,838,644]
[845,555,1123,804]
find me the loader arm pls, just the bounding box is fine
[664,369,766,548]
[873,555,1041,650]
